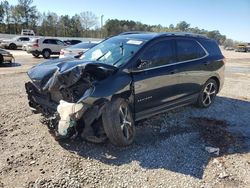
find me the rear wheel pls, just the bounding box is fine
[196,79,218,108]
[42,49,51,59]
[0,54,3,64]
[102,98,135,147]
[32,52,40,58]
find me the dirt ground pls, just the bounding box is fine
[0,49,250,188]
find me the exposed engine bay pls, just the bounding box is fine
[25,58,118,142]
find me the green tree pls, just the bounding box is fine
[2,0,11,32]
[176,21,190,31]
[16,0,38,27]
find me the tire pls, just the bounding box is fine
[102,98,135,147]
[32,52,40,58]
[42,49,51,59]
[9,43,17,50]
[196,79,218,108]
[0,54,3,64]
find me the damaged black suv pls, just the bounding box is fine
[25,32,225,146]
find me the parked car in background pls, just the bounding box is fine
[225,46,234,51]
[22,38,39,51]
[0,48,14,64]
[25,32,225,146]
[246,43,250,52]
[59,41,99,59]
[63,39,82,45]
[0,36,32,50]
[26,38,67,59]
[235,44,247,52]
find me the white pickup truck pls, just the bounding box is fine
[0,36,32,50]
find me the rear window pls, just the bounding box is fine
[176,39,206,62]
[198,39,222,56]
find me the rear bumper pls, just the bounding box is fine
[2,54,14,62]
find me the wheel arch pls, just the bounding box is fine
[208,76,220,92]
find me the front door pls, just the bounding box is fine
[132,39,179,120]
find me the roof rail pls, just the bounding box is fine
[118,31,152,35]
[160,32,208,39]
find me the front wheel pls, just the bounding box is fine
[196,79,218,108]
[102,98,135,147]
[9,43,17,50]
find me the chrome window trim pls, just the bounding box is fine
[136,39,209,72]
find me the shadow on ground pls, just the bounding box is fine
[0,62,21,67]
[58,96,250,179]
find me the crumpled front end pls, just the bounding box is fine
[25,59,117,140]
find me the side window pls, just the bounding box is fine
[43,39,57,44]
[43,39,49,44]
[19,37,29,41]
[139,40,175,69]
[49,39,57,45]
[176,39,206,62]
[56,40,64,45]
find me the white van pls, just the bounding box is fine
[21,29,35,36]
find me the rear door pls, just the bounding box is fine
[174,38,209,98]
[17,37,30,47]
[132,39,180,119]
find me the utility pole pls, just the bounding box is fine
[101,15,104,38]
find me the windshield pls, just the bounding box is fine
[80,36,145,67]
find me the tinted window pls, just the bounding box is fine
[56,40,64,45]
[176,39,206,61]
[43,39,57,44]
[198,39,222,56]
[140,40,175,69]
[19,37,30,41]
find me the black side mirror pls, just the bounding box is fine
[136,59,151,69]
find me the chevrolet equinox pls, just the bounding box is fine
[25,32,225,146]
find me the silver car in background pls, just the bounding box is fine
[59,41,100,59]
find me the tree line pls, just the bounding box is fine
[0,0,238,47]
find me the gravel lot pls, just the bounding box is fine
[0,50,250,188]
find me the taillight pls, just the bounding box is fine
[33,43,39,47]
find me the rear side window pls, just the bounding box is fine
[198,39,222,56]
[43,39,57,44]
[56,40,64,45]
[19,37,30,41]
[140,40,175,69]
[176,39,206,62]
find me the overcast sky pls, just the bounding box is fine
[9,0,250,42]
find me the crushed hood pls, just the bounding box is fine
[27,58,118,92]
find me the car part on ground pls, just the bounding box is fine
[26,37,67,59]
[0,48,14,64]
[25,32,225,146]
[59,41,100,59]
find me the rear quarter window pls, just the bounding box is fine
[198,39,222,56]
[176,39,206,62]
